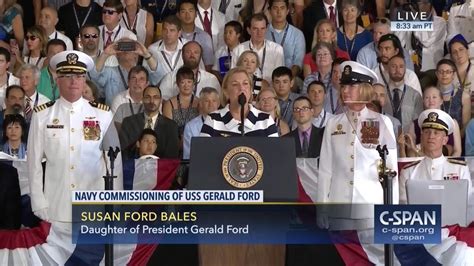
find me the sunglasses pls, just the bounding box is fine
[102,9,118,15]
[25,35,38,41]
[82,33,99,39]
[375,17,389,24]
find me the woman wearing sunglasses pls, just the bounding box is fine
[13,25,47,69]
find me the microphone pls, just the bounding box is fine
[238,93,246,136]
[238,93,247,106]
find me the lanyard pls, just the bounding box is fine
[342,24,357,58]
[102,26,122,46]
[28,92,39,109]
[457,61,471,90]
[3,73,10,88]
[73,3,93,32]
[318,110,327,128]
[117,66,128,90]
[27,55,43,67]
[270,23,289,46]
[161,47,181,71]
[193,71,201,94]
[249,42,266,74]
[386,84,407,114]
[123,8,139,34]
[280,99,291,120]
[219,0,231,13]
[128,99,143,116]
[441,85,456,114]
[379,64,390,89]
[156,0,177,21]
[47,68,58,99]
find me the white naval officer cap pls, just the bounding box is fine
[417,109,454,135]
[339,61,378,85]
[49,51,94,75]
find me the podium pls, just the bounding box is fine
[188,137,298,265]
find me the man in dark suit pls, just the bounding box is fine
[302,0,343,52]
[286,96,324,158]
[0,162,21,229]
[119,86,179,160]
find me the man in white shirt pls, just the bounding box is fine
[99,0,137,65]
[148,15,187,84]
[0,48,20,109]
[18,64,49,124]
[195,0,226,55]
[373,34,422,96]
[399,109,472,204]
[111,65,149,113]
[159,41,221,100]
[38,7,73,51]
[233,13,285,82]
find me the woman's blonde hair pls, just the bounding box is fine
[312,19,337,50]
[340,82,375,104]
[236,50,261,69]
[27,25,48,56]
[256,88,281,118]
[221,67,254,106]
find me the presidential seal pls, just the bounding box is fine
[222,146,263,188]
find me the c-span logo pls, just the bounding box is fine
[374,205,441,244]
[222,146,263,188]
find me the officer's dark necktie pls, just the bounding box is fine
[302,131,309,158]
[392,88,402,123]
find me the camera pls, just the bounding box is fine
[116,41,136,52]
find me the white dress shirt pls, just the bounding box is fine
[195,4,226,53]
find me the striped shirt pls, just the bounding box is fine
[200,104,279,137]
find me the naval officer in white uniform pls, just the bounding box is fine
[317,61,399,229]
[27,51,123,222]
[399,109,472,204]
